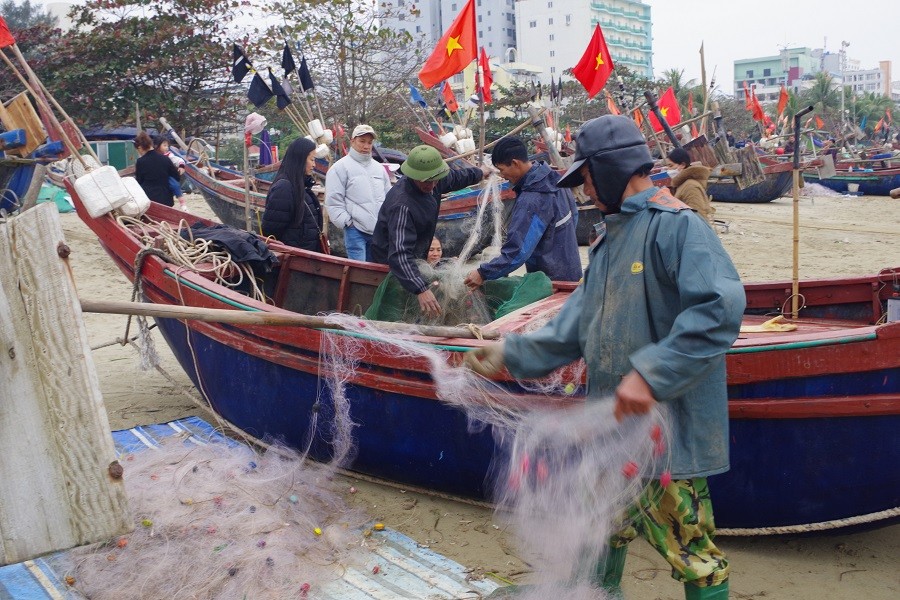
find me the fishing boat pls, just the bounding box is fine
[802,165,900,196]
[69,186,900,531]
[183,156,516,258]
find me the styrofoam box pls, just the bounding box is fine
[119,176,151,217]
[74,165,130,218]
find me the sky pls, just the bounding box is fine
[644,0,899,95]
[31,0,900,96]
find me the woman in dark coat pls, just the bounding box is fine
[261,138,324,252]
[135,133,181,206]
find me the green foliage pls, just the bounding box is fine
[34,0,244,135]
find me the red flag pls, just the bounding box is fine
[564,124,572,144]
[418,0,476,89]
[571,24,614,99]
[874,117,884,133]
[648,87,681,133]
[691,122,699,139]
[441,82,459,113]
[743,81,752,110]
[687,91,694,115]
[605,90,620,115]
[886,109,893,124]
[478,48,493,104]
[777,85,789,117]
[0,16,15,48]
[750,87,766,123]
[546,110,555,129]
[815,115,824,129]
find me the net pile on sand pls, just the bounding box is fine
[66,438,369,599]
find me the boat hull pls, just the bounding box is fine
[74,194,900,531]
[803,169,900,196]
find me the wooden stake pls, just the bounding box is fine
[0,204,130,566]
[80,299,501,340]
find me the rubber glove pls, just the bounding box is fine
[463,342,505,377]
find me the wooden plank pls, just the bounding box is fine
[734,145,765,189]
[0,203,130,566]
[0,93,46,157]
[682,135,719,168]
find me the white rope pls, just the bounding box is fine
[716,506,900,536]
[116,214,267,303]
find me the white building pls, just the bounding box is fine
[514,0,652,84]
[379,0,517,57]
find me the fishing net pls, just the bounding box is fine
[364,174,554,325]
[322,314,671,597]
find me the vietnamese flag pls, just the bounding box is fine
[571,24,614,98]
[479,48,493,104]
[418,0,476,89]
[777,85,789,117]
[647,87,681,133]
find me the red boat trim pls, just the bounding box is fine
[729,394,900,418]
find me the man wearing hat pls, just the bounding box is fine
[371,145,491,317]
[465,116,744,600]
[325,124,392,261]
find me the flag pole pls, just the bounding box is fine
[395,91,431,131]
[700,66,716,138]
[699,42,708,136]
[474,46,486,165]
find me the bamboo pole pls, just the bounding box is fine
[80,299,500,340]
[0,48,85,166]
[699,42,708,136]
[243,136,252,232]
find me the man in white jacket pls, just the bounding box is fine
[325,124,392,261]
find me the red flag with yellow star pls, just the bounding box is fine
[647,87,682,133]
[571,24,614,99]
[418,0,477,89]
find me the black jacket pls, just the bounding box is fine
[371,166,483,294]
[261,177,323,252]
[135,150,180,206]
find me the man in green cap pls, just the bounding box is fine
[372,145,491,317]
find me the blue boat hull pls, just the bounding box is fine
[803,170,900,196]
[707,170,794,203]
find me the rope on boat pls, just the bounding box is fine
[716,506,900,536]
[116,214,267,303]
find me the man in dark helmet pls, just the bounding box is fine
[465,116,744,600]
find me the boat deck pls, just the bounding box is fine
[733,314,878,348]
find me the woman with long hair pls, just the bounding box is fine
[261,138,325,252]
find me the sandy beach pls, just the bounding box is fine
[62,189,899,600]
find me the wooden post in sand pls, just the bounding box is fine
[0,203,131,566]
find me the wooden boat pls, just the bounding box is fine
[184,156,518,258]
[802,166,900,196]
[69,181,900,531]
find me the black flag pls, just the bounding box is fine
[247,72,273,107]
[268,69,292,110]
[232,43,251,83]
[298,56,315,91]
[550,77,557,102]
[281,43,296,78]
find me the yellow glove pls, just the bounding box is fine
[463,342,506,377]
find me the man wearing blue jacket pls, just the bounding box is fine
[466,116,745,600]
[463,137,581,289]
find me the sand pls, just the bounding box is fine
[60,188,899,600]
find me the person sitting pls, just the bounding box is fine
[464,136,582,290]
[135,133,181,207]
[666,147,714,227]
[427,236,444,266]
[371,145,491,317]
[261,138,326,253]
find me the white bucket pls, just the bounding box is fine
[318,129,334,145]
[74,165,130,218]
[314,143,330,159]
[847,183,860,193]
[440,132,458,148]
[118,176,151,217]
[307,119,325,139]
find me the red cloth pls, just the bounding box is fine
[418,0,476,89]
[777,85,789,117]
[441,82,459,113]
[648,87,681,133]
[571,24,614,99]
[0,17,15,48]
[605,90,620,115]
[479,48,493,104]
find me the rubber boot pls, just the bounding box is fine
[593,545,628,598]
[684,580,729,600]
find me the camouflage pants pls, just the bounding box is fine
[610,477,730,587]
